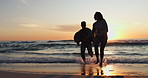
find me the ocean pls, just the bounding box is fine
[0,39,148,64]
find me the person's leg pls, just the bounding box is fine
[87,44,93,57]
[93,37,100,64]
[100,39,107,66]
[94,45,99,64]
[81,44,86,63]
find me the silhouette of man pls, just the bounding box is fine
[74,21,93,63]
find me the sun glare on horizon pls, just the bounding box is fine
[107,26,124,40]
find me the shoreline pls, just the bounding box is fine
[0,63,148,77]
[0,71,148,78]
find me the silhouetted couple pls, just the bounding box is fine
[74,12,108,66]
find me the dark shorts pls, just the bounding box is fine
[81,44,93,54]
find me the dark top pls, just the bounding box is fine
[78,28,92,44]
[92,19,108,37]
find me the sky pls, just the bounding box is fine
[0,0,148,41]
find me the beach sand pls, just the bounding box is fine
[0,71,147,78]
[0,63,148,78]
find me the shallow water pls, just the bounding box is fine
[0,40,148,64]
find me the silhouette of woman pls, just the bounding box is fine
[92,12,108,66]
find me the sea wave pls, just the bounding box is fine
[0,56,147,64]
[1,50,147,57]
[0,42,148,52]
[0,40,148,47]
[0,57,78,63]
[0,40,147,64]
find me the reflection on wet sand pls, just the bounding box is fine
[80,63,148,77]
[81,64,114,76]
[81,64,103,76]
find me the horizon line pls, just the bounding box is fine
[0,38,148,41]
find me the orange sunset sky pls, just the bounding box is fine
[0,0,148,41]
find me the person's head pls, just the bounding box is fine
[94,12,103,21]
[81,21,86,29]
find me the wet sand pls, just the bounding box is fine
[0,63,148,78]
[0,71,148,78]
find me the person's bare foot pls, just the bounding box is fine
[89,52,93,57]
[99,62,103,67]
[95,61,99,64]
[82,60,86,64]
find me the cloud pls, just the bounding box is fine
[18,23,50,30]
[19,0,28,5]
[17,0,29,8]
[53,24,80,32]
[19,23,40,28]
[17,17,49,29]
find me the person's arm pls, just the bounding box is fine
[92,23,95,34]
